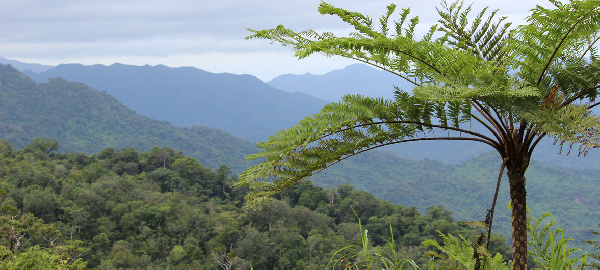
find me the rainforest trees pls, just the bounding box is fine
[238,1,600,268]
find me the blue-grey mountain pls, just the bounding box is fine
[0,64,256,172]
[23,63,328,143]
[268,63,412,101]
[0,56,54,73]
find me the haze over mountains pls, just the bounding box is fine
[20,63,327,143]
[1,58,599,247]
[4,57,600,169]
[267,63,413,101]
[0,64,256,172]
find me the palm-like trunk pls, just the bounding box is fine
[486,115,536,269]
[507,167,528,269]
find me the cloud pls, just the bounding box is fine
[0,0,551,81]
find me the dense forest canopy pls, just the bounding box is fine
[0,138,509,269]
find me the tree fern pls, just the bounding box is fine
[239,1,600,268]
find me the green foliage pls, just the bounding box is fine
[0,245,86,270]
[528,212,589,269]
[0,138,497,269]
[585,223,600,269]
[422,232,511,270]
[328,214,420,269]
[0,213,87,269]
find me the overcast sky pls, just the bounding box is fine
[0,0,552,81]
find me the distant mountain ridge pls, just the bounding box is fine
[0,56,54,73]
[268,63,414,101]
[6,57,600,169]
[0,64,257,172]
[22,62,328,143]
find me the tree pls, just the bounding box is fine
[22,138,59,160]
[237,1,600,268]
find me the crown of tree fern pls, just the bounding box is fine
[239,1,600,268]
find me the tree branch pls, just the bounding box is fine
[306,136,500,179]
[560,85,600,107]
[376,43,446,76]
[588,101,600,109]
[470,113,503,143]
[471,100,509,152]
[486,158,508,250]
[529,132,547,156]
[344,55,422,86]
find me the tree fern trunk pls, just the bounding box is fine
[507,168,528,269]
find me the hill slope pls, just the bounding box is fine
[0,56,54,73]
[314,150,600,246]
[23,63,328,142]
[0,64,256,172]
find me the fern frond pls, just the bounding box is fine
[436,0,512,62]
[506,0,600,89]
[247,2,506,89]
[555,58,600,105]
[237,95,497,210]
[412,79,540,103]
[521,103,600,155]
[585,224,600,269]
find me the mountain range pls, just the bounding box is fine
[11,59,600,169]
[21,62,327,143]
[1,59,599,247]
[0,64,256,172]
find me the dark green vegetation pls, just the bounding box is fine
[0,139,509,269]
[315,151,600,253]
[22,62,327,143]
[0,64,256,172]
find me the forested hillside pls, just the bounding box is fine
[0,64,256,172]
[315,150,600,250]
[22,63,327,142]
[0,139,509,268]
